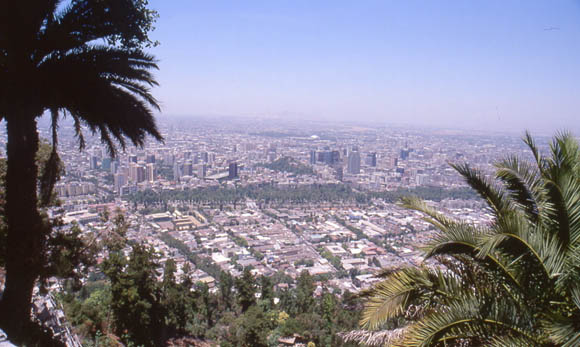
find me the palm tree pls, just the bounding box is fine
[343,132,580,346]
[0,1,162,339]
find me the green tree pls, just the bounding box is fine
[219,271,235,311]
[0,0,162,339]
[161,259,192,336]
[296,270,315,315]
[236,268,257,313]
[229,305,273,347]
[196,281,217,329]
[347,132,580,346]
[260,275,274,309]
[102,244,163,346]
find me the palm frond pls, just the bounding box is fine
[40,46,163,156]
[360,266,462,330]
[338,328,406,346]
[417,220,530,304]
[480,215,566,283]
[494,155,549,224]
[69,112,86,151]
[489,335,543,347]
[401,294,540,347]
[543,313,580,347]
[560,174,580,247]
[39,108,62,206]
[450,162,510,217]
[38,0,156,56]
[399,196,459,231]
[522,130,546,173]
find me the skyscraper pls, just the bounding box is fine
[173,161,181,181]
[146,163,155,182]
[334,165,343,181]
[89,155,99,170]
[182,160,193,176]
[129,162,138,182]
[136,165,146,183]
[101,157,112,171]
[146,154,156,164]
[400,148,411,160]
[365,152,377,167]
[197,164,207,178]
[110,160,118,174]
[348,151,360,174]
[114,172,126,192]
[229,162,238,179]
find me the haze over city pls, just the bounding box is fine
[148,0,580,133]
[4,2,580,346]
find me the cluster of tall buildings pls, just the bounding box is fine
[128,162,156,183]
[55,181,96,197]
[309,148,377,176]
[310,150,341,165]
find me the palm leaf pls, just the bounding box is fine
[494,155,549,224]
[40,46,163,156]
[522,130,546,173]
[338,328,406,346]
[450,162,510,217]
[480,214,566,283]
[401,294,540,347]
[360,266,462,330]
[399,196,459,231]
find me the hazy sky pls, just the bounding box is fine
[147,1,580,133]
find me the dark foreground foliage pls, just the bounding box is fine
[62,228,363,346]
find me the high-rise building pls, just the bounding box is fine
[146,154,156,164]
[128,163,146,183]
[334,166,343,181]
[348,151,360,174]
[110,160,118,174]
[114,172,126,191]
[136,165,146,183]
[365,152,377,167]
[173,161,181,181]
[128,154,138,163]
[228,162,238,179]
[129,162,138,182]
[146,163,155,182]
[89,155,99,170]
[164,153,175,166]
[416,174,428,186]
[197,164,207,178]
[318,150,341,165]
[182,160,193,176]
[101,158,112,171]
[310,150,317,165]
[400,148,411,160]
[331,150,340,164]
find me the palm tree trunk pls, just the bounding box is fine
[0,115,43,339]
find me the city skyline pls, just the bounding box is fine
[148,1,580,133]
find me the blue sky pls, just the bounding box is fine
[147,1,580,133]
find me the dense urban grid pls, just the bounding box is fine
[0,116,548,345]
